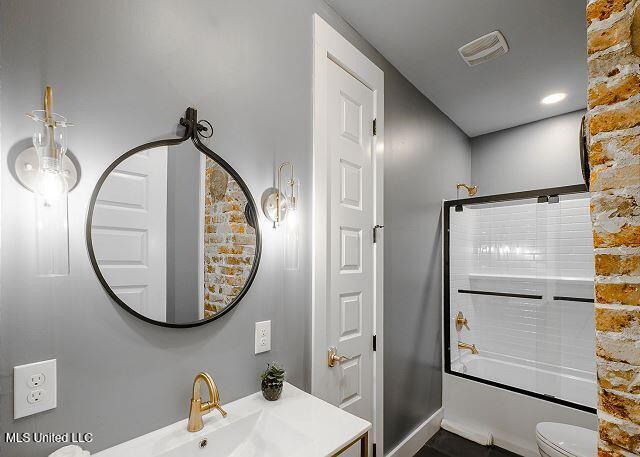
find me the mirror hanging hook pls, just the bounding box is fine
[196,119,214,139]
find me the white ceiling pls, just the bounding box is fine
[326,0,588,137]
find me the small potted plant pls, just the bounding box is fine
[260,362,285,401]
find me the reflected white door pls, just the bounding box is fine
[318,59,375,423]
[91,146,168,321]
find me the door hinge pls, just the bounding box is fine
[373,334,377,351]
[373,118,377,136]
[373,224,384,243]
[373,443,377,456]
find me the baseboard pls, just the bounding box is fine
[441,418,493,445]
[386,407,443,457]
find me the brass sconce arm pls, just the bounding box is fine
[275,161,295,226]
[262,161,298,228]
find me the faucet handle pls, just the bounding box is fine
[455,311,470,331]
[213,403,227,418]
[201,400,227,418]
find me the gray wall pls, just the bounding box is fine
[470,110,586,196]
[166,143,201,323]
[383,70,470,448]
[0,1,470,455]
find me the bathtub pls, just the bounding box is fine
[451,352,597,409]
[444,351,597,457]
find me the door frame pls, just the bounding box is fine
[311,13,384,455]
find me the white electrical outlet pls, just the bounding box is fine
[14,359,57,419]
[254,320,271,354]
[27,389,44,404]
[28,373,45,388]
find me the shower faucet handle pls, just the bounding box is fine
[455,311,470,331]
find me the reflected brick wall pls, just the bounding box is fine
[203,158,256,318]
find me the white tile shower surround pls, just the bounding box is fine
[448,196,596,404]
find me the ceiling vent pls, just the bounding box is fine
[458,31,509,67]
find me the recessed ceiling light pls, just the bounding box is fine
[541,93,567,105]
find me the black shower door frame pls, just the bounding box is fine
[443,184,596,414]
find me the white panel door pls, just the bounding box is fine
[92,147,168,321]
[321,59,375,423]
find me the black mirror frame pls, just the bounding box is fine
[86,107,262,328]
[579,115,590,190]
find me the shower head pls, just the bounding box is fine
[457,183,478,197]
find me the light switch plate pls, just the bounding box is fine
[14,359,57,419]
[255,320,271,354]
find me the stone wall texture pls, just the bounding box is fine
[203,158,256,319]
[587,0,640,455]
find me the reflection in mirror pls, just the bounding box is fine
[201,155,256,318]
[90,143,257,325]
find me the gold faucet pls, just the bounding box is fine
[187,372,227,432]
[458,342,479,354]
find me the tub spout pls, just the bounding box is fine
[458,341,479,355]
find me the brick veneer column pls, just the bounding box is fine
[587,0,640,455]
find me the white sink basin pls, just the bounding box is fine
[94,383,370,457]
[157,410,314,457]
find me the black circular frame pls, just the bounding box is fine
[86,107,262,328]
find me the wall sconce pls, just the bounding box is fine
[262,162,299,270]
[15,86,77,277]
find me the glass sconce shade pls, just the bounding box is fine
[29,111,69,160]
[35,178,69,276]
[284,178,299,271]
[29,110,70,276]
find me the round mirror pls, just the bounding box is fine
[87,109,260,327]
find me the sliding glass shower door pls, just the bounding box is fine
[444,186,596,411]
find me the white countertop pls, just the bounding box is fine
[94,382,371,457]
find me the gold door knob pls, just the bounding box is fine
[328,347,350,367]
[455,311,470,331]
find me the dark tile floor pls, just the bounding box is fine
[415,429,522,457]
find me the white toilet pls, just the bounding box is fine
[536,422,597,457]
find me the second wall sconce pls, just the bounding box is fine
[262,162,299,270]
